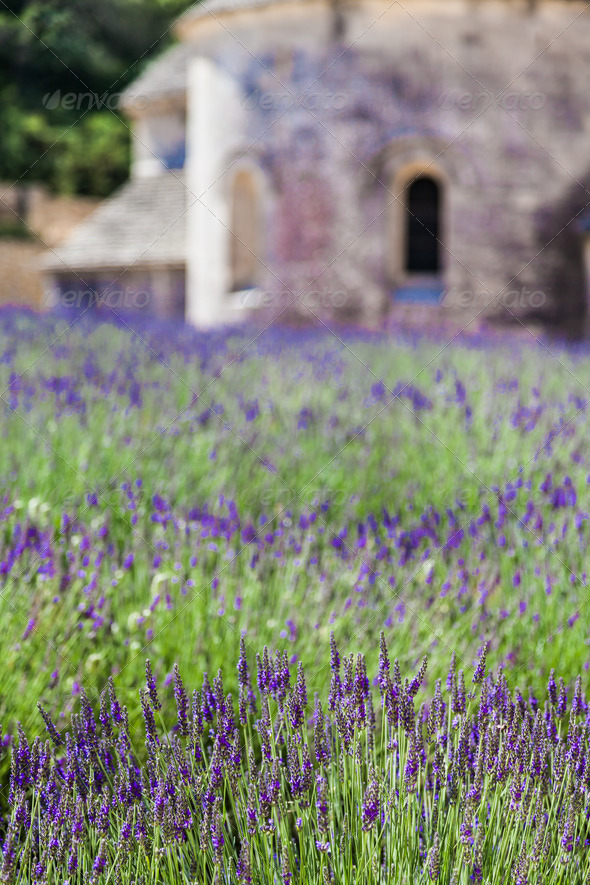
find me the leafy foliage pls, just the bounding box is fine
[0,0,194,195]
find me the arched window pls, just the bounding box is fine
[230,169,261,292]
[405,176,441,274]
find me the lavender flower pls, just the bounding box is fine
[281,846,292,885]
[6,638,590,884]
[99,688,112,739]
[256,647,272,698]
[173,663,189,736]
[447,652,456,694]
[236,839,252,884]
[246,780,258,836]
[37,703,63,747]
[202,672,216,721]
[295,662,308,711]
[108,677,123,724]
[572,675,585,715]
[315,773,329,837]
[409,656,428,696]
[211,804,224,866]
[91,839,108,881]
[547,669,557,705]
[237,637,249,689]
[556,678,568,719]
[378,631,390,698]
[427,833,440,880]
[329,632,340,679]
[361,773,379,831]
[401,679,416,733]
[472,642,488,685]
[452,670,466,714]
[145,659,162,711]
[140,689,159,747]
[313,697,330,765]
[472,825,484,882]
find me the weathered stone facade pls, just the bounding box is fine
[44,0,590,332]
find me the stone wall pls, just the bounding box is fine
[183,0,590,330]
[0,241,46,308]
[0,184,100,309]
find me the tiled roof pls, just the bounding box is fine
[41,173,188,273]
[120,43,194,109]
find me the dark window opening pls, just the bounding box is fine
[405,176,441,274]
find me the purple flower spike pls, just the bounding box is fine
[139,690,159,747]
[92,839,108,879]
[548,669,557,705]
[472,643,488,685]
[108,677,123,723]
[237,838,252,884]
[173,663,189,736]
[361,773,380,831]
[378,631,390,698]
[145,659,162,711]
[37,703,63,747]
[237,637,249,688]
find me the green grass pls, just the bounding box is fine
[0,313,587,752]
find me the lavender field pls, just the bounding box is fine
[2,310,590,883]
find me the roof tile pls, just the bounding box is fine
[42,173,188,272]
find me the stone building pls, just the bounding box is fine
[43,0,590,330]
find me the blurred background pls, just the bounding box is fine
[0,0,192,307]
[3,0,590,335]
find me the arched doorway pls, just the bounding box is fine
[405,176,441,274]
[229,169,261,292]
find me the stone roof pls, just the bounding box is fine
[180,0,301,23]
[120,43,194,110]
[41,173,187,273]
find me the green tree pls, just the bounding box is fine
[0,0,194,196]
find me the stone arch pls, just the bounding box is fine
[364,136,482,299]
[228,165,265,292]
[377,136,482,189]
[385,159,450,291]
